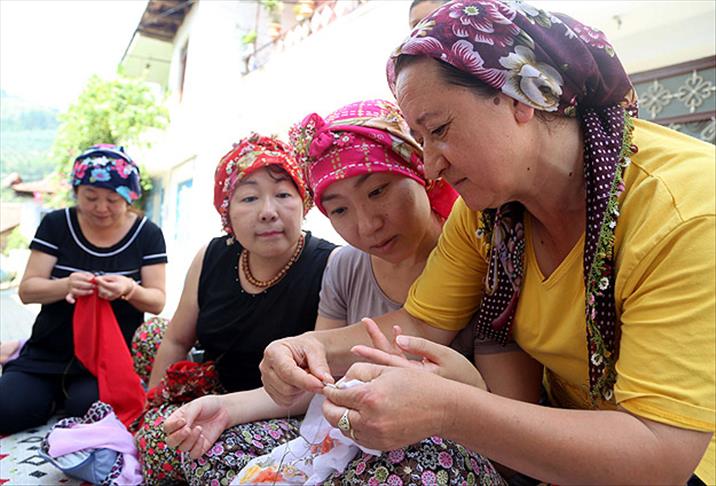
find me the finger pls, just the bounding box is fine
[301,344,334,386]
[166,426,191,449]
[321,400,352,429]
[395,335,447,364]
[343,361,388,383]
[189,433,211,460]
[361,318,393,353]
[261,368,308,406]
[74,280,96,290]
[176,424,202,453]
[163,413,186,435]
[350,345,412,368]
[283,357,328,392]
[65,293,76,304]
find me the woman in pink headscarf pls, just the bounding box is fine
[162,100,508,485]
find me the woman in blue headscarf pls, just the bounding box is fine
[0,144,168,434]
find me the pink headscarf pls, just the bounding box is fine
[289,99,457,219]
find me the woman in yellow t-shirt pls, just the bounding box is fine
[260,1,715,484]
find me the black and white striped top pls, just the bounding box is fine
[9,207,167,375]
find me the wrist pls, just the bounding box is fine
[437,377,460,439]
[121,279,138,301]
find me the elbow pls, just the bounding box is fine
[18,284,30,304]
[145,291,166,315]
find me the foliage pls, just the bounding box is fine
[0,129,58,182]
[0,91,59,186]
[47,74,169,208]
[2,227,28,256]
[242,30,258,45]
[261,0,283,21]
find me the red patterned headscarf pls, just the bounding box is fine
[288,99,457,219]
[387,0,639,404]
[213,133,310,237]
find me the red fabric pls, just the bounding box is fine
[145,360,222,408]
[73,292,145,427]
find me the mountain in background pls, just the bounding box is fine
[0,89,60,184]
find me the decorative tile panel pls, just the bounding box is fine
[632,56,716,144]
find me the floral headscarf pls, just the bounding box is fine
[288,99,457,219]
[213,133,310,238]
[71,144,142,204]
[387,0,638,404]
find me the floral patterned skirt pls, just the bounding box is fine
[180,420,505,486]
[131,316,169,386]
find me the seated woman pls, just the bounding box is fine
[163,100,507,485]
[0,144,167,434]
[134,133,337,483]
[265,2,716,484]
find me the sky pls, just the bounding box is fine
[0,0,148,110]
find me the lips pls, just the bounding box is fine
[256,230,284,237]
[370,235,397,251]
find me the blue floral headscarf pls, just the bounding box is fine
[71,144,142,204]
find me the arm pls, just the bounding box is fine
[164,387,313,459]
[18,251,96,304]
[314,315,346,331]
[475,350,543,402]
[126,264,166,314]
[323,364,712,485]
[147,246,206,388]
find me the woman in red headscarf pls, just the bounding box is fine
[134,133,337,484]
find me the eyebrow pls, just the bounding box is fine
[237,179,257,186]
[321,173,376,203]
[416,111,439,127]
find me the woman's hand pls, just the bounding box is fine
[94,274,134,301]
[260,333,334,407]
[322,363,450,451]
[65,272,96,303]
[351,318,486,389]
[164,395,231,459]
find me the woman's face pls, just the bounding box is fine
[395,57,534,212]
[76,185,129,228]
[229,166,304,258]
[320,172,433,264]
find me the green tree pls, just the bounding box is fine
[47,74,169,208]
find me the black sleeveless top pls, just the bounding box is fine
[196,232,336,392]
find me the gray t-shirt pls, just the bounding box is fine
[318,246,402,324]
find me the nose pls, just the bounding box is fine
[422,141,449,180]
[259,197,278,222]
[356,205,382,238]
[95,200,109,213]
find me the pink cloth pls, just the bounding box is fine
[47,408,142,485]
[289,99,457,219]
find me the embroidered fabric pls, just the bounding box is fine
[232,380,380,485]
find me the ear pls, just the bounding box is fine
[513,100,535,125]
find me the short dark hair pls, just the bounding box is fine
[394,54,499,99]
[394,55,564,126]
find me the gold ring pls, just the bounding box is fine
[349,428,357,441]
[337,408,352,435]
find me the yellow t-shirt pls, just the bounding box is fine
[405,119,716,483]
